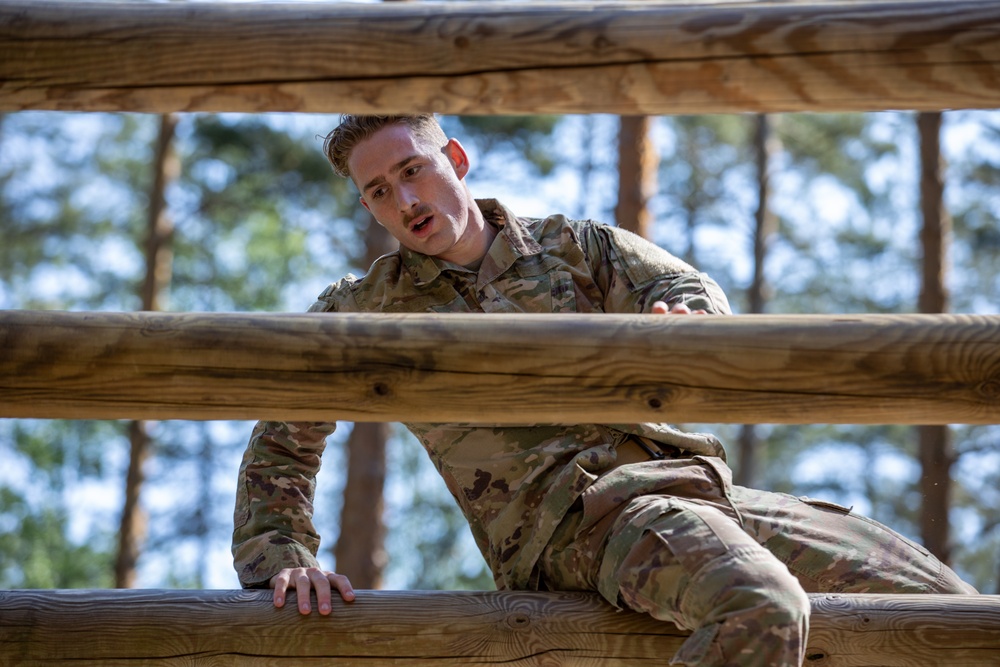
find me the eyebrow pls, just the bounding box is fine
[362,154,419,194]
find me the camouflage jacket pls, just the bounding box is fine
[233,199,731,590]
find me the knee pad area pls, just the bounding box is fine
[682,547,810,630]
[674,552,810,667]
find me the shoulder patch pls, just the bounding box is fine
[605,226,694,288]
[307,274,359,313]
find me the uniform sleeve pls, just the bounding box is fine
[579,222,732,315]
[232,419,338,588]
[231,282,350,588]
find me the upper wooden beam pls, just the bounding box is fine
[1,589,997,665]
[1,310,998,424]
[1,0,999,115]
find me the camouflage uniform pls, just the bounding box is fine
[233,199,974,667]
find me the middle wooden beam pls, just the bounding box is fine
[1,310,998,424]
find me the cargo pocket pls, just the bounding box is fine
[798,496,852,514]
[799,496,931,557]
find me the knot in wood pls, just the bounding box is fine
[138,317,175,336]
[805,650,828,663]
[505,612,531,630]
[643,388,674,412]
[592,35,614,51]
[372,382,391,397]
[979,378,1000,400]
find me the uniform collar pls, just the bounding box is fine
[400,199,542,287]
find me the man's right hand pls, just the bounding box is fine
[651,300,707,315]
[269,567,355,615]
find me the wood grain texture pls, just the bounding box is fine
[1,590,997,666]
[0,589,686,666]
[807,593,1000,666]
[1,0,999,114]
[1,310,998,424]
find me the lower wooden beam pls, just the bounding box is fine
[0,589,997,666]
[1,310,999,424]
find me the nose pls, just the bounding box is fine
[396,183,419,212]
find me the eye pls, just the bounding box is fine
[370,186,387,200]
[404,165,421,178]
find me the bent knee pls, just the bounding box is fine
[670,552,810,667]
[685,548,810,629]
[934,564,979,595]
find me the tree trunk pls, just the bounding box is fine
[916,111,954,564]
[114,113,178,588]
[138,115,178,314]
[576,116,597,219]
[614,115,657,238]
[333,214,396,588]
[735,114,778,488]
[335,422,390,589]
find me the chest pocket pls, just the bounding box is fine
[378,288,470,313]
[483,269,577,313]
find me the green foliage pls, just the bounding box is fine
[0,418,126,588]
[658,115,753,270]
[173,114,357,311]
[0,420,124,588]
[765,113,915,314]
[452,115,562,176]
[946,114,1000,313]
[0,488,114,588]
[1,107,997,594]
[777,113,897,209]
[0,113,153,310]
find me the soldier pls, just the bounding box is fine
[233,114,975,667]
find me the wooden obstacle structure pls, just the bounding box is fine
[2,0,1000,665]
[2,589,999,666]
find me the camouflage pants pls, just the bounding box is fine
[539,455,976,667]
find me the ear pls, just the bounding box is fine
[359,195,372,214]
[444,138,471,180]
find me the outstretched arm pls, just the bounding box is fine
[579,222,731,315]
[232,420,337,591]
[233,284,367,613]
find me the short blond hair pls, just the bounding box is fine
[323,114,448,181]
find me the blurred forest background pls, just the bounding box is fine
[1,109,998,593]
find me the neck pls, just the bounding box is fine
[443,202,497,267]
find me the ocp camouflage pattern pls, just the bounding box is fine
[232,199,974,667]
[232,199,731,590]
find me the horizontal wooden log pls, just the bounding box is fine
[1,310,998,424]
[1,589,998,666]
[1,0,999,115]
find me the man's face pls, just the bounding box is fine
[349,123,474,263]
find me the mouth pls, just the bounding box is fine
[410,215,432,234]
